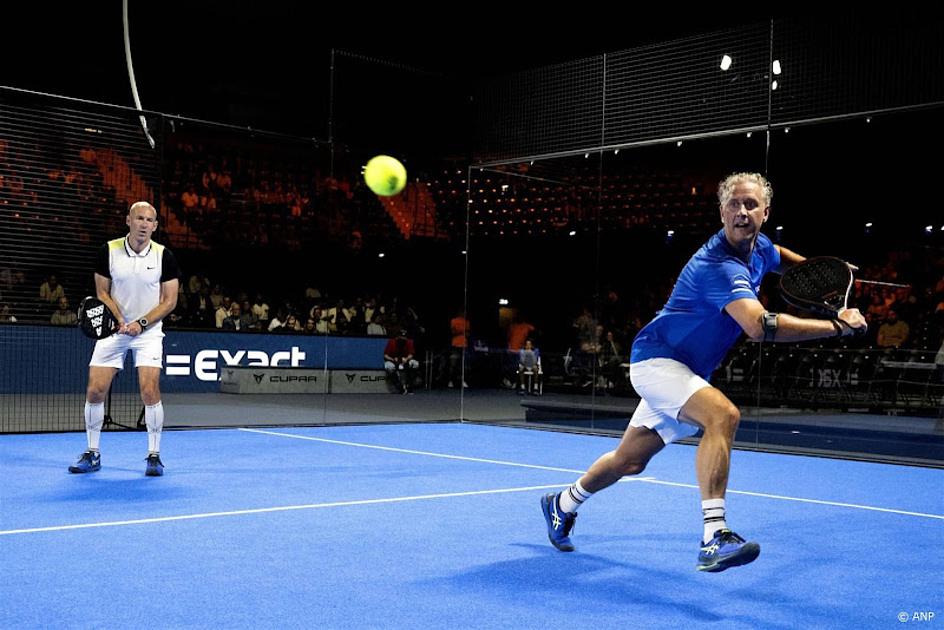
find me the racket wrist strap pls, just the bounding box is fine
[831,319,847,338]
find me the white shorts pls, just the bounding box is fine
[89,331,164,370]
[628,358,711,444]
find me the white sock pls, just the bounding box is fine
[84,401,104,451]
[558,480,593,514]
[702,498,727,543]
[145,401,164,454]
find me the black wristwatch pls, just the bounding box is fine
[137,318,149,330]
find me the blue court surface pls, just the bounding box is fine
[2,423,942,629]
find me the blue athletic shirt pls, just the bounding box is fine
[630,229,781,379]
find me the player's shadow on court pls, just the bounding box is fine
[424,543,728,622]
[49,476,190,502]
[421,542,815,628]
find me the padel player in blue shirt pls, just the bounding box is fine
[541,172,868,572]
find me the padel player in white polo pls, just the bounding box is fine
[69,201,180,477]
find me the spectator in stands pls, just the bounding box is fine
[507,313,536,353]
[877,310,910,348]
[39,274,65,304]
[0,302,18,323]
[599,330,624,390]
[367,314,387,337]
[303,317,317,334]
[347,299,366,335]
[267,308,287,332]
[305,306,329,334]
[187,272,209,296]
[191,286,213,327]
[50,296,77,326]
[517,339,542,395]
[384,329,419,394]
[505,313,536,387]
[600,290,627,333]
[214,297,232,329]
[364,298,379,328]
[217,170,233,195]
[252,293,270,324]
[222,302,242,331]
[447,310,470,388]
[181,185,199,212]
[239,300,261,331]
[573,306,596,351]
[282,314,302,332]
[332,299,352,335]
[209,285,224,310]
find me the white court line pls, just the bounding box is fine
[0,482,572,536]
[239,427,591,474]
[241,428,944,521]
[642,479,944,520]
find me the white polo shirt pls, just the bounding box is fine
[96,236,180,335]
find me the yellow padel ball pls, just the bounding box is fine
[364,155,407,196]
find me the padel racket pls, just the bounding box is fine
[78,296,119,340]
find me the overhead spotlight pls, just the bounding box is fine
[614,149,620,155]
[925,225,934,233]
[720,55,732,71]
[529,161,534,165]
[865,222,873,228]
[746,132,752,138]
[866,117,872,123]
[771,80,779,91]
[378,253,385,258]
[776,225,783,231]
[785,127,790,134]
[676,141,683,147]
[584,153,590,159]
[498,298,509,306]
[568,230,577,236]
[461,250,467,255]
[772,60,782,75]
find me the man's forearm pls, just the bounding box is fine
[142,298,177,325]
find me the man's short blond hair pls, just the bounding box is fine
[717,172,773,207]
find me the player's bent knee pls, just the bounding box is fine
[613,452,647,476]
[701,402,740,435]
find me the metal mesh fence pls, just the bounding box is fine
[473,16,944,162]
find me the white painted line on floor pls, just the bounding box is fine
[0,482,571,536]
[241,428,944,521]
[642,479,944,520]
[239,427,591,474]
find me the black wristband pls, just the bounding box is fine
[830,319,844,338]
